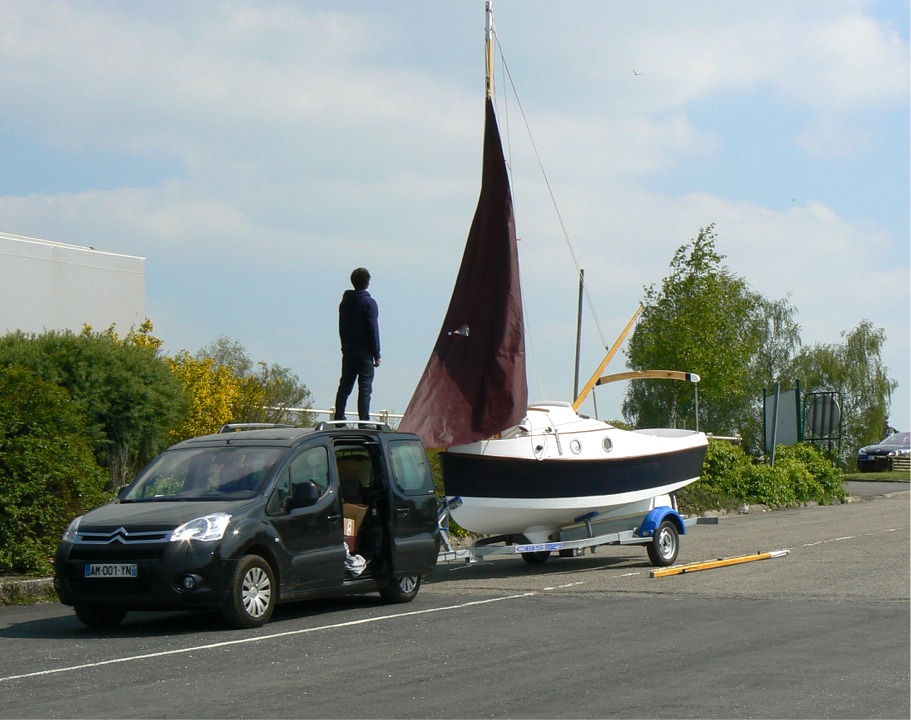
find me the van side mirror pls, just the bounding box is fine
[285,480,320,511]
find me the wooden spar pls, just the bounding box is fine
[485,1,495,98]
[596,370,701,386]
[649,550,790,578]
[572,305,642,411]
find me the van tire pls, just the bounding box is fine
[221,555,276,628]
[74,605,126,630]
[379,575,420,603]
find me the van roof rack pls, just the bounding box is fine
[314,420,392,432]
[218,423,295,433]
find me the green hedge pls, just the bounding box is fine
[679,439,845,514]
[0,367,112,575]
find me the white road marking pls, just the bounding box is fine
[0,593,536,684]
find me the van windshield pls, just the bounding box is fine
[122,446,284,501]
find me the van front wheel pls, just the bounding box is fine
[379,575,420,603]
[221,555,276,628]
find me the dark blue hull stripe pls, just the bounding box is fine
[441,445,708,500]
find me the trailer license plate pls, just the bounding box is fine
[84,563,138,578]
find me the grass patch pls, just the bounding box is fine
[843,470,909,482]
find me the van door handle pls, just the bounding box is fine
[328,513,341,523]
[395,507,409,516]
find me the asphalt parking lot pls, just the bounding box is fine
[0,487,907,719]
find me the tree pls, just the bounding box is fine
[166,351,242,441]
[0,366,110,574]
[196,336,314,425]
[0,324,186,487]
[623,225,763,435]
[740,295,803,452]
[789,320,897,464]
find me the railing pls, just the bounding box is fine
[266,406,404,427]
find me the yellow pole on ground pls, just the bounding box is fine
[649,549,790,578]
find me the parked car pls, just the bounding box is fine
[55,423,440,629]
[855,432,910,472]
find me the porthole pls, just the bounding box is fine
[569,439,582,455]
[602,437,613,452]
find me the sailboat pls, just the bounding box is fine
[399,2,707,546]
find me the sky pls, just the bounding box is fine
[1,0,908,433]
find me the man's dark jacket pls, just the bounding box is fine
[338,289,380,359]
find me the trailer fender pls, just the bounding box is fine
[638,507,686,538]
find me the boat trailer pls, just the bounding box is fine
[436,496,718,568]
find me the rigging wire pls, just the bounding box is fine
[491,30,611,352]
[495,41,547,402]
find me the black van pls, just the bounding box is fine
[55,423,440,629]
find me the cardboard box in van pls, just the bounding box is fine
[343,503,368,553]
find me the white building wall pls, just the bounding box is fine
[0,231,146,336]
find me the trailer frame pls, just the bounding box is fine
[436,496,718,567]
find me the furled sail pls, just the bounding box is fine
[399,96,527,448]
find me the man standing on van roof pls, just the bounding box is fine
[333,267,381,422]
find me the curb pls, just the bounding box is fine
[0,577,56,605]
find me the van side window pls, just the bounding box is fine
[272,446,330,511]
[289,447,330,496]
[388,441,432,496]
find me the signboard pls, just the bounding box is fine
[764,387,800,455]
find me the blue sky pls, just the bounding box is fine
[1,0,908,432]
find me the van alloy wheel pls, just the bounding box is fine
[379,575,421,603]
[221,555,276,628]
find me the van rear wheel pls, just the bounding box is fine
[379,575,420,603]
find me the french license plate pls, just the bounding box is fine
[84,563,138,578]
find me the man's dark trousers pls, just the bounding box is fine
[334,350,375,421]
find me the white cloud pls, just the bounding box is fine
[0,0,907,429]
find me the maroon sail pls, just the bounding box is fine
[399,97,527,448]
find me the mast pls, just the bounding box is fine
[485,1,495,98]
[398,0,526,449]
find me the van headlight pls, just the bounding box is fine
[62,516,82,543]
[170,513,232,543]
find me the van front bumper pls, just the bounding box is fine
[54,539,237,611]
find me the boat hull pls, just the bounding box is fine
[440,403,708,541]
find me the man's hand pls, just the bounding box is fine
[374,357,382,367]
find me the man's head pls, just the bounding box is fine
[350,267,371,290]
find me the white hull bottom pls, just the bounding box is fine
[448,478,697,543]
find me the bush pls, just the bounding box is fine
[679,439,844,514]
[0,327,186,487]
[0,367,112,575]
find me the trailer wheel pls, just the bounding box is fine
[646,520,679,566]
[521,550,551,565]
